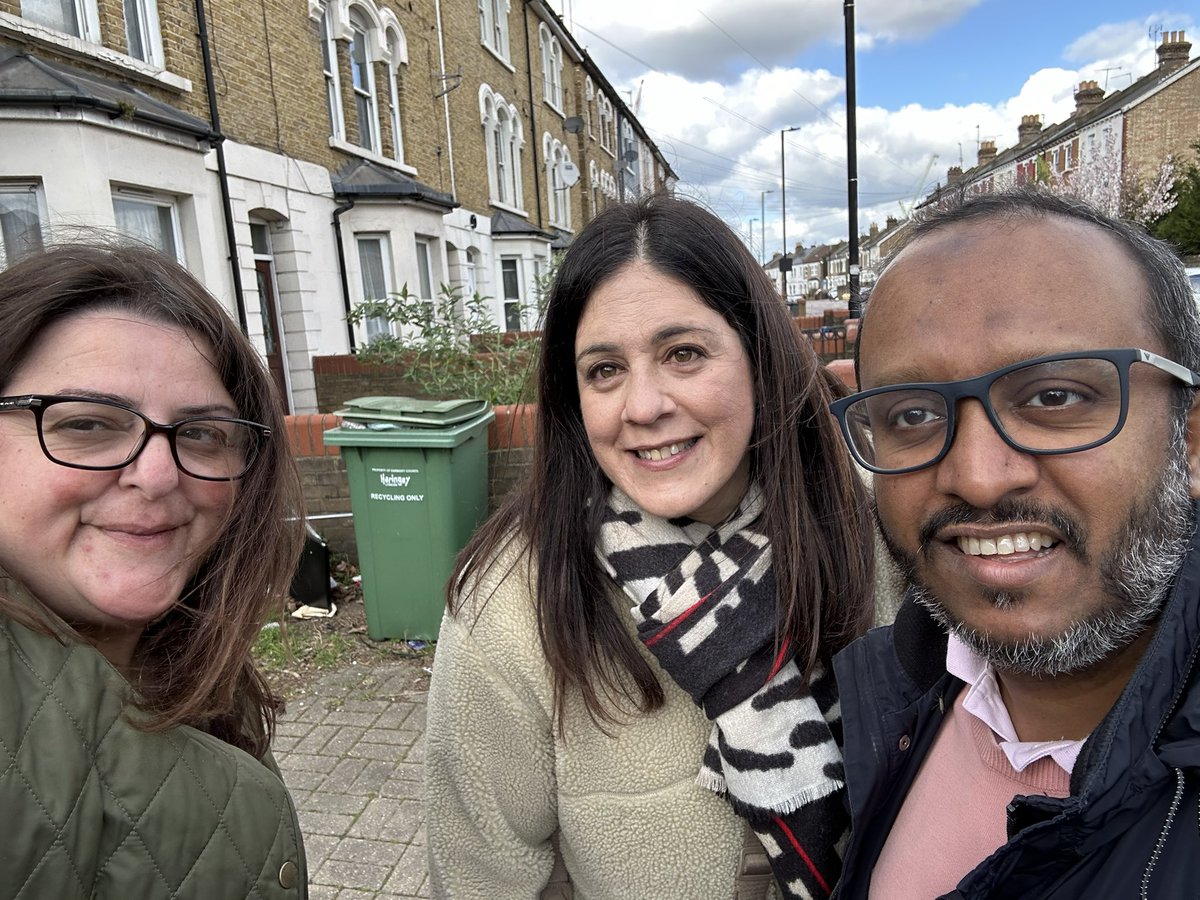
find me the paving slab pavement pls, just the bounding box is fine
[273,659,432,900]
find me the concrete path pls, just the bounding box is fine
[272,659,432,899]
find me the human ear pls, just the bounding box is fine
[1187,395,1200,498]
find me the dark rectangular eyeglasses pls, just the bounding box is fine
[829,348,1200,475]
[0,394,270,481]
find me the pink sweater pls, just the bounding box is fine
[868,691,1071,898]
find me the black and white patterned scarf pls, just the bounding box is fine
[597,485,849,899]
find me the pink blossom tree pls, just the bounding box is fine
[1049,128,1176,225]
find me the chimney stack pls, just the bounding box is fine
[869,221,879,238]
[1073,80,1104,115]
[946,165,964,185]
[1157,31,1191,74]
[978,140,997,165]
[885,215,898,229]
[1018,115,1042,146]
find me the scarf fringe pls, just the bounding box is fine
[696,770,727,795]
[723,781,846,823]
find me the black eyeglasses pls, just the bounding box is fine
[0,394,270,481]
[829,348,1200,475]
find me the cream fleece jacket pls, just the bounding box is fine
[424,537,780,900]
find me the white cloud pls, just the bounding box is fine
[556,1,1194,250]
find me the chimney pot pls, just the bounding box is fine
[1073,80,1105,115]
[1157,29,1191,73]
[1018,115,1043,145]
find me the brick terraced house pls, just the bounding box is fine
[919,31,1198,222]
[0,0,674,412]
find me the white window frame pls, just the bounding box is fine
[500,256,522,331]
[348,11,381,154]
[355,232,394,343]
[478,0,509,61]
[539,24,562,111]
[480,85,524,212]
[320,7,345,141]
[584,77,594,136]
[0,181,46,270]
[111,188,183,262]
[20,0,100,43]
[386,29,405,164]
[123,0,163,66]
[414,236,434,313]
[463,248,479,301]
[588,160,600,214]
[544,135,572,229]
[598,96,614,154]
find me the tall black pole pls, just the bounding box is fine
[780,127,798,307]
[195,0,247,334]
[780,127,788,303]
[845,0,861,317]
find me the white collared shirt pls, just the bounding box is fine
[946,633,1084,775]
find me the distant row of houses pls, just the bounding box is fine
[764,30,1198,317]
[762,213,909,313]
[0,0,674,413]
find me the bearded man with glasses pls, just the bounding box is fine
[829,189,1200,899]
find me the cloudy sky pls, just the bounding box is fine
[545,0,1195,258]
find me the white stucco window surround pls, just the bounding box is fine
[1,10,188,90]
[480,84,525,212]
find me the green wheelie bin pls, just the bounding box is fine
[324,397,495,640]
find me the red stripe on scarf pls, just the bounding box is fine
[644,589,717,647]
[766,637,791,682]
[773,814,832,896]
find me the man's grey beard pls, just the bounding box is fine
[879,416,1196,678]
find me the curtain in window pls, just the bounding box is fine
[113,198,177,259]
[22,0,80,36]
[0,190,43,269]
[357,238,391,342]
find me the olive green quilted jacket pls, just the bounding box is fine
[0,616,308,899]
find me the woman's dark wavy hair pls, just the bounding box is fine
[449,195,875,729]
[0,242,304,757]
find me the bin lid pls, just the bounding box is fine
[324,407,495,448]
[335,396,491,428]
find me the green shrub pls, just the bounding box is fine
[346,283,540,405]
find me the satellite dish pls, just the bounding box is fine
[556,160,581,188]
[563,116,585,134]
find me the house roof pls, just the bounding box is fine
[921,51,1200,207]
[0,46,213,141]
[332,159,458,209]
[800,243,832,264]
[490,209,555,239]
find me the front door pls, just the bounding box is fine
[255,258,290,413]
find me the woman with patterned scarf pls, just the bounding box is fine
[426,195,876,899]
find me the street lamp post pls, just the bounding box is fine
[759,189,773,265]
[780,126,800,308]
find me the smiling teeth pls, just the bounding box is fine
[637,438,696,461]
[957,532,1057,556]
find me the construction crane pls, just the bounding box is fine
[898,153,938,217]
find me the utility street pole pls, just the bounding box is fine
[780,126,800,308]
[845,0,862,317]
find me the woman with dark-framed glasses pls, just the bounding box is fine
[0,242,308,897]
